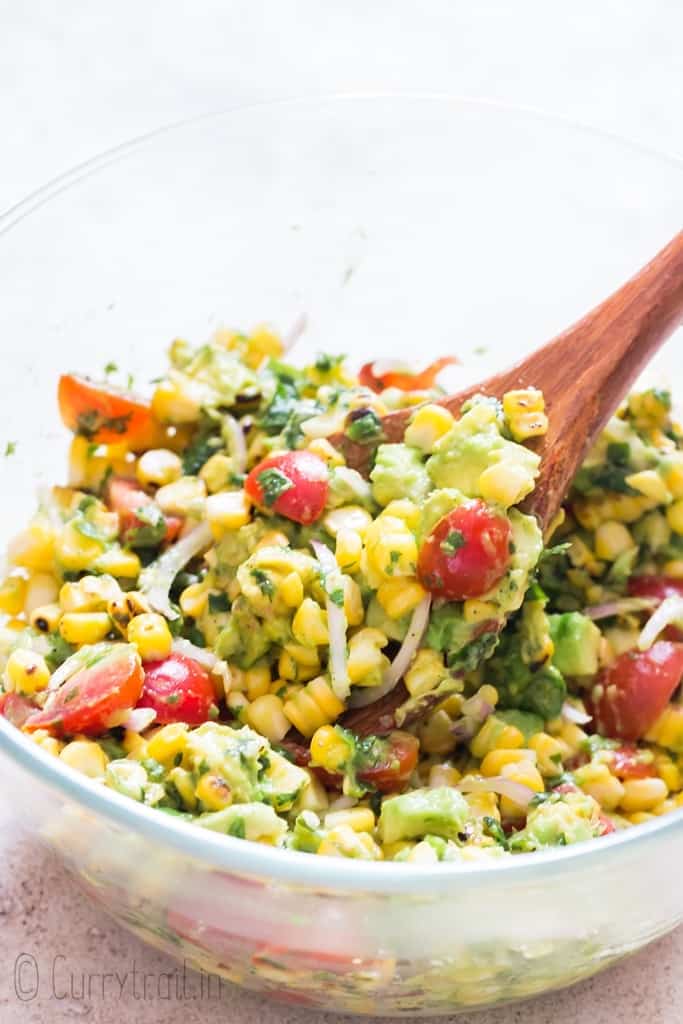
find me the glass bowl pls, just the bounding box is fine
[1,95,683,1016]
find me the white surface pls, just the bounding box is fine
[1,3,682,1022]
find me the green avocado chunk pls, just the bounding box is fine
[508,792,602,851]
[370,443,431,507]
[378,787,469,844]
[549,612,601,676]
[495,709,544,743]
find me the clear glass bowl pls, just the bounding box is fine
[1,96,683,1016]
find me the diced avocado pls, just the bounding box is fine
[549,612,601,676]
[289,811,324,853]
[365,596,410,643]
[378,787,470,844]
[105,760,148,802]
[261,750,310,811]
[508,792,602,852]
[326,467,374,509]
[418,488,465,541]
[496,709,544,743]
[370,444,430,507]
[184,723,267,803]
[197,802,287,843]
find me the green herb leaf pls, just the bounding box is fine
[440,529,465,555]
[4,441,17,457]
[250,568,275,598]
[208,592,230,613]
[257,468,293,507]
[345,409,383,444]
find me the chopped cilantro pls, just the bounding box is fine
[75,409,132,439]
[228,817,246,839]
[125,504,167,548]
[440,529,465,555]
[4,441,17,457]
[208,593,230,613]
[251,568,275,598]
[329,587,345,608]
[313,353,344,374]
[104,361,118,375]
[345,409,383,444]
[257,468,293,507]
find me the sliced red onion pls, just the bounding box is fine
[172,638,231,695]
[561,701,592,725]
[639,595,683,651]
[310,540,350,701]
[347,595,432,710]
[139,521,213,620]
[458,774,536,808]
[584,597,657,621]
[222,414,247,474]
[282,312,308,352]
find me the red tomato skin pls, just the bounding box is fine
[0,693,37,728]
[245,451,329,525]
[610,745,656,780]
[357,731,419,793]
[598,814,616,836]
[105,477,182,544]
[138,653,215,725]
[359,356,458,393]
[58,374,169,449]
[588,641,683,741]
[417,501,512,601]
[24,646,144,736]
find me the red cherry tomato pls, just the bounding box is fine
[587,641,683,741]
[105,477,183,545]
[358,356,458,393]
[245,451,329,525]
[0,692,37,728]
[628,575,683,640]
[417,500,512,601]
[357,731,419,793]
[58,374,171,450]
[24,644,144,736]
[598,814,616,836]
[138,653,216,725]
[609,744,656,780]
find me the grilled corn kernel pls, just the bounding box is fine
[573,762,625,810]
[478,462,534,507]
[59,740,108,779]
[24,573,60,615]
[480,748,535,777]
[127,612,173,661]
[347,628,389,685]
[377,577,427,620]
[59,612,112,645]
[619,777,668,813]
[246,694,290,743]
[292,598,329,646]
[324,505,373,538]
[281,571,304,608]
[7,521,56,572]
[29,603,62,633]
[528,732,565,777]
[404,648,447,698]
[286,679,345,738]
[152,377,201,424]
[310,725,352,772]
[594,521,634,560]
[419,709,457,756]
[147,723,189,765]
[508,411,548,441]
[428,763,462,787]
[196,772,233,811]
[136,449,183,488]
[463,599,498,625]
[156,476,206,517]
[404,404,455,453]
[325,807,375,833]
[107,590,152,633]
[243,661,271,700]
[335,529,363,574]
[31,729,64,757]
[0,574,28,616]
[3,649,50,695]
[625,469,670,504]
[206,490,251,537]
[306,438,345,467]
[499,761,544,818]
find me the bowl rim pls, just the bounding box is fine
[2,92,683,892]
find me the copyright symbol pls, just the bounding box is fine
[14,953,39,1001]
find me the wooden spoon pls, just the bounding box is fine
[334,231,683,536]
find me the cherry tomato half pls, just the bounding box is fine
[138,653,216,725]
[58,374,170,450]
[418,500,512,601]
[359,356,458,393]
[105,477,183,546]
[609,744,656,780]
[245,451,329,525]
[587,641,683,741]
[357,731,419,793]
[24,644,144,736]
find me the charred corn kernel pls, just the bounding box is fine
[404,648,447,698]
[107,590,152,633]
[122,729,148,759]
[147,723,188,765]
[287,679,345,739]
[335,529,363,574]
[655,755,682,791]
[152,377,201,424]
[428,763,462,787]
[666,499,683,535]
[292,598,328,646]
[347,628,389,685]
[127,612,173,661]
[31,730,64,757]
[306,437,345,467]
[419,709,456,756]
[3,649,51,695]
[645,705,683,753]
[573,762,625,810]
[499,761,545,818]
[246,694,290,742]
[503,387,545,418]
[59,740,108,779]
[227,691,249,722]
[59,574,120,614]
[377,577,427,620]
[463,598,498,625]
[29,603,62,633]
[136,449,183,488]
[93,547,141,578]
[8,521,56,572]
[59,612,112,645]
[281,571,304,608]
[156,476,206,517]
[404,404,455,453]
[324,807,375,833]
[318,825,382,860]
[310,724,352,771]
[343,577,364,626]
[663,559,683,579]
[324,505,373,538]
[478,462,534,507]
[620,777,668,813]
[24,573,60,615]
[0,575,28,616]
[244,661,271,700]
[480,748,535,777]
[206,490,251,537]
[594,521,634,560]
[196,772,233,811]
[528,732,565,777]
[625,469,670,504]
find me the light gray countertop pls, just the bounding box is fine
[1,3,682,1020]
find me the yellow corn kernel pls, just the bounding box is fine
[626,811,654,825]
[277,650,297,682]
[509,411,548,441]
[59,740,109,779]
[59,612,112,645]
[156,476,206,517]
[3,649,51,696]
[255,530,290,552]
[324,505,373,538]
[147,723,189,765]
[419,709,456,756]
[463,599,498,625]
[469,715,519,759]
[196,772,233,811]
[244,661,272,700]
[285,678,345,738]
[0,575,28,616]
[318,825,382,861]
[245,325,284,368]
[428,763,462,787]
[343,577,364,627]
[480,748,535,777]
[404,648,446,698]
[499,761,545,818]
[227,691,249,722]
[363,515,418,581]
[280,571,304,609]
[573,762,625,810]
[310,725,352,772]
[528,732,565,777]
[382,500,421,530]
[664,460,683,499]
[377,577,427,620]
[478,462,534,508]
[7,520,56,572]
[594,521,634,560]
[196,453,231,493]
[619,777,668,813]
[285,644,321,668]
[558,721,589,754]
[122,729,148,759]
[67,436,133,490]
[404,404,455,453]
[663,559,683,579]
[655,755,681,792]
[335,529,363,574]
[625,469,670,504]
[152,377,201,424]
[324,807,376,833]
[59,574,120,614]
[31,729,64,757]
[666,499,683,536]
[652,798,677,817]
[645,705,683,753]
[136,449,183,488]
[292,598,329,646]
[24,573,60,616]
[92,547,141,578]
[29,602,62,633]
[127,612,173,661]
[347,628,389,685]
[54,522,104,573]
[177,585,209,625]
[503,387,545,418]
[107,590,152,634]
[206,490,251,537]
[246,694,290,742]
[306,437,345,467]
